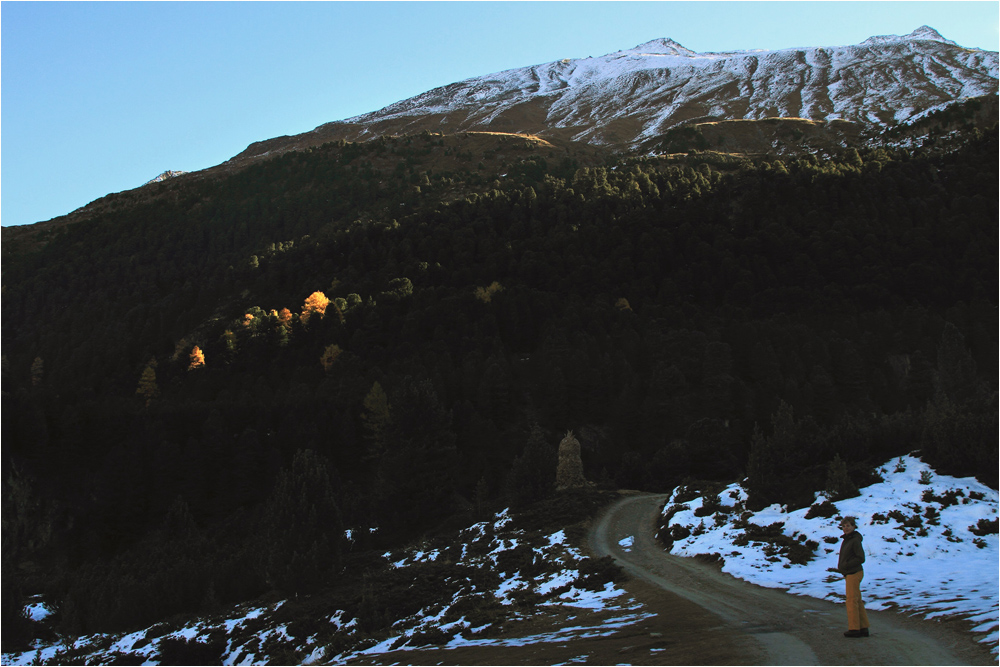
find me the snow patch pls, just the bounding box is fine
[661,455,998,654]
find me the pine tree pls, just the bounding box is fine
[260,450,345,594]
[320,344,342,372]
[745,423,774,510]
[136,364,159,406]
[506,424,557,507]
[29,357,43,387]
[361,382,391,456]
[824,454,858,500]
[936,323,978,403]
[556,430,588,490]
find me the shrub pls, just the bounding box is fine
[825,455,859,500]
[921,488,965,507]
[574,556,625,591]
[805,500,838,519]
[669,525,692,542]
[157,634,226,666]
[969,518,999,536]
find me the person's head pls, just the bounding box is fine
[840,516,857,534]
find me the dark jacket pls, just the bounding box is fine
[838,531,865,575]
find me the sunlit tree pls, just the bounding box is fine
[474,281,504,304]
[188,346,205,371]
[301,291,330,325]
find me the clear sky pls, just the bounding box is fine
[3,1,998,227]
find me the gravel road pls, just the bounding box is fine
[589,492,996,666]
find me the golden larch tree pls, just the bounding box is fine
[276,307,294,329]
[301,291,330,325]
[188,345,206,371]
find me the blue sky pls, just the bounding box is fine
[3,1,998,228]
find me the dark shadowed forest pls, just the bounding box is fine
[2,120,996,647]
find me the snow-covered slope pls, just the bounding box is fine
[233,26,997,162]
[660,455,999,655]
[3,508,647,665]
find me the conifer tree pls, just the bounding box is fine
[29,357,43,387]
[136,364,159,406]
[260,449,345,594]
[361,382,391,456]
[936,323,978,403]
[745,423,774,510]
[506,424,557,507]
[824,454,858,500]
[556,430,587,490]
[320,344,342,372]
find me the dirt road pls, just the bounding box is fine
[589,492,996,666]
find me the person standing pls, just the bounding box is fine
[838,515,870,637]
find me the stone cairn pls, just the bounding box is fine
[556,430,588,490]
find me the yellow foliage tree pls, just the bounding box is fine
[474,281,504,304]
[615,297,633,312]
[301,291,330,325]
[188,345,206,371]
[320,344,342,372]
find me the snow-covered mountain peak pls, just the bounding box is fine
[629,37,696,56]
[234,28,997,161]
[863,25,957,47]
[144,170,186,186]
[910,25,952,41]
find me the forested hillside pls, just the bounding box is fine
[2,123,996,647]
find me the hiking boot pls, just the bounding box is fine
[844,630,863,638]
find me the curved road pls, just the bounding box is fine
[589,493,995,666]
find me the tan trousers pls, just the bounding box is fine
[845,570,869,630]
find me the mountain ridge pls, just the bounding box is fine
[232,26,996,159]
[4,27,995,234]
